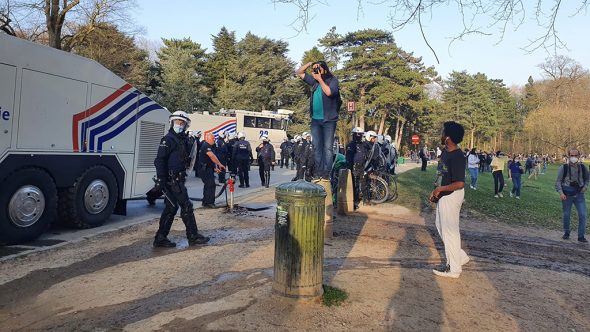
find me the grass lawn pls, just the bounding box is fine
[396,163,589,230]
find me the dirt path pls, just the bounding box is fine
[0,183,589,331]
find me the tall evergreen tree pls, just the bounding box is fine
[156,37,212,113]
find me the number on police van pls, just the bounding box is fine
[259,130,268,138]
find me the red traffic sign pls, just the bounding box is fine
[411,134,420,145]
[347,101,356,113]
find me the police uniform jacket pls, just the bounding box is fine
[154,129,191,179]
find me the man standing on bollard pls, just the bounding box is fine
[256,134,276,188]
[296,60,341,181]
[153,111,209,247]
[199,133,226,208]
[233,132,253,188]
[556,148,589,242]
[429,121,469,278]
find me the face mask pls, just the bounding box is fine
[570,157,579,164]
[173,124,184,134]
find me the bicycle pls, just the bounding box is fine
[364,170,398,204]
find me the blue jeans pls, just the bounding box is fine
[511,174,521,197]
[468,168,478,188]
[310,119,337,178]
[562,191,587,238]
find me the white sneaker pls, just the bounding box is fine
[473,187,476,190]
[432,269,460,279]
[461,256,470,265]
[509,192,514,197]
[516,196,520,199]
[498,193,504,198]
[494,194,499,198]
[470,185,474,190]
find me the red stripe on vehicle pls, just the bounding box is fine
[72,83,133,151]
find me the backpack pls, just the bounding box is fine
[561,163,588,183]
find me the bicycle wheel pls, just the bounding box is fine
[387,176,398,201]
[369,175,389,204]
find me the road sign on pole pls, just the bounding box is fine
[347,101,356,113]
[411,134,420,145]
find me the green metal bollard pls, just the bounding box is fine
[274,180,326,299]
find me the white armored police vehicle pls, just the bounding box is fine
[0,33,169,244]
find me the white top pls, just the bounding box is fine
[468,154,480,168]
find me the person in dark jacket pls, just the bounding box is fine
[233,131,253,188]
[215,131,229,184]
[256,134,276,187]
[198,133,226,208]
[153,111,209,248]
[226,132,239,176]
[345,127,366,210]
[280,137,292,168]
[296,60,341,180]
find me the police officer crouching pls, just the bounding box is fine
[153,111,209,248]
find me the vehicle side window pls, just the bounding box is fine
[256,117,270,128]
[271,119,283,130]
[244,116,256,128]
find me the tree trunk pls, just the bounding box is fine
[359,116,365,131]
[512,135,516,153]
[45,0,80,50]
[395,120,405,150]
[470,129,475,149]
[377,113,387,135]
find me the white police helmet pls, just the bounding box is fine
[228,132,236,140]
[377,134,384,144]
[169,111,191,127]
[385,135,392,143]
[364,130,377,141]
[261,134,269,142]
[218,131,226,139]
[294,135,301,141]
[351,127,364,134]
[237,132,246,139]
[302,131,309,138]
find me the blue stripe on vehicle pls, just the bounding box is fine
[81,90,140,148]
[88,96,151,151]
[96,104,164,152]
[213,123,237,139]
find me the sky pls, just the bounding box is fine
[133,0,590,87]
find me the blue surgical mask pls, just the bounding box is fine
[173,124,184,134]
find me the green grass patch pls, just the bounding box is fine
[396,164,588,230]
[322,285,348,307]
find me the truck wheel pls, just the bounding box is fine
[62,166,118,229]
[0,168,57,245]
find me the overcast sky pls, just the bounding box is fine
[133,0,590,87]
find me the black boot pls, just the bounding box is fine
[153,235,176,248]
[189,234,210,246]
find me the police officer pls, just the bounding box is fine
[292,135,303,180]
[346,127,366,210]
[198,133,226,208]
[226,132,239,176]
[192,130,203,178]
[280,137,292,169]
[153,111,209,247]
[256,134,276,187]
[302,132,316,181]
[233,132,253,188]
[290,138,298,170]
[216,131,229,184]
[384,135,397,174]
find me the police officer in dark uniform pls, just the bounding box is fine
[153,111,209,248]
[346,127,366,210]
[226,132,239,176]
[292,135,303,180]
[198,133,226,208]
[280,137,292,168]
[233,131,253,188]
[192,130,202,178]
[300,132,315,181]
[215,131,229,184]
[256,134,276,187]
